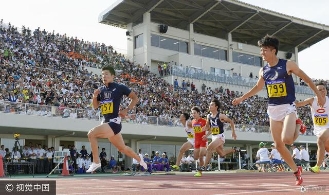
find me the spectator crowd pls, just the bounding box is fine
[1,20,329,136]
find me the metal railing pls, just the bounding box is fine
[171,65,313,95]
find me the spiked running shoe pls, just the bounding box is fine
[294,166,303,186]
[86,162,101,173]
[310,165,320,174]
[296,118,306,134]
[194,171,202,177]
[171,165,179,170]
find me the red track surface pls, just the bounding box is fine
[8,171,329,195]
[58,171,329,195]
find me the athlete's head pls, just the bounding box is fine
[180,113,190,122]
[258,35,279,61]
[101,66,115,85]
[209,99,220,112]
[315,81,327,97]
[191,106,201,119]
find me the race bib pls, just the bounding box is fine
[101,102,113,114]
[314,114,328,126]
[193,126,202,133]
[187,132,194,138]
[211,126,220,135]
[266,80,287,98]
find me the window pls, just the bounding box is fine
[151,34,188,53]
[233,51,262,67]
[134,34,143,49]
[194,43,227,61]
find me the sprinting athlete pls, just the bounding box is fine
[86,66,147,172]
[202,99,237,170]
[232,34,325,185]
[295,81,329,173]
[172,113,194,170]
[191,106,207,177]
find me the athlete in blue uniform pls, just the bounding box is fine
[86,66,147,172]
[202,99,237,170]
[232,35,325,185]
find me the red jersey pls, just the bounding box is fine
[192,118,207,139]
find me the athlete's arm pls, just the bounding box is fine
[204,116,212,137]
[220,114,237,140]
[233,69,265,104]
[92,89,100,109]
[126,91,139,110]
[295,97,314,108]
[287,61,322,100]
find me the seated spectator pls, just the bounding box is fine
[256,142,270,172]
[141,153,152,173]
[151,151,161,171]
[158,153,170,172]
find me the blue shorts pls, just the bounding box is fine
[108,122,122,135]
[271,159,283,164]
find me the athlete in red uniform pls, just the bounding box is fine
[191,106,207,177]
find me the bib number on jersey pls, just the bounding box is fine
[101,102,113,115]
[314,114,328,126]
[194,126,202,133]
[211,126,220,135]
[187,132,194,138]
[266,80,287,98]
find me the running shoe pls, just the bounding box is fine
[86,162,101,173]
[294,166,303,185]
[310,165,320,174]
[296,118,306,134]
[171,165,179,170]
[194,171,202,177]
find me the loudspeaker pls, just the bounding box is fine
[159,24,168,33]
[126,31,130,36]
[285,52,292,59]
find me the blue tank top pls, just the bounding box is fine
[262,59,295,105]
[208,113,224,135]
[96,82,131,122]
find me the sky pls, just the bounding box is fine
[1,0,328,80]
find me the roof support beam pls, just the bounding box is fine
[271,21,292,36]
[147,0,164,12]
[228,11,258,33]
[131,0,165,23]
[295,29,324,48]
[191,1,220,23]
[124,0,144,9]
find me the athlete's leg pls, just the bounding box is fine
[175,142,193,166]
[216,145,235,157]
[194,148,200,164]
[282,113,298,144]
[109,133,143,163]
[271,119,298,172]
[315,129,329,167]
[205,139,224,166]
[198,147,207,168]
[87,123,115,164]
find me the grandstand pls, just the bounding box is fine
[1,0,329,171]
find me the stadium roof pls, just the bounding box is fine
[99,0,329,52]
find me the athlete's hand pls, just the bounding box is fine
[201,126,207,132]
[232,97,243,105]
[231,131,237,140]
[93,89,101,98]
[118,108,128,118]
[202,135,207,141]
[317,95,325,108]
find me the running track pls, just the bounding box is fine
[3,171,329,195]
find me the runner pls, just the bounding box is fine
[191,106,207,177]
[202,99,237,170]
[232,34,325,185]
[172,113,194,170]
[86,66,147,173]
[295,81,329,173]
